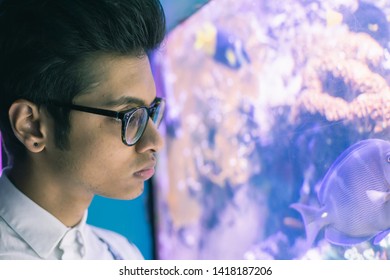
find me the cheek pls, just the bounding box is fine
[65,116,145,198]
[68,137,143,198]
[74,138,129,173]
[68,119,130,175]
[80,148,143,199]
[70,116,122,156]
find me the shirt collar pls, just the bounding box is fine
[0,169,87,259]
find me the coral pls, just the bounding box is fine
[290,28,390,134]
[155,0,390,260]
[300,236,390,260]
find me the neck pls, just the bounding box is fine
[8,159,93,227]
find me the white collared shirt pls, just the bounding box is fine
[0,170,144,260]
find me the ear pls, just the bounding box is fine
[8,99,47,153]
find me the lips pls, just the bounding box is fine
[134,162,156,180]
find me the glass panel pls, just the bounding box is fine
[0,134,2,172]
[153,0,390,260]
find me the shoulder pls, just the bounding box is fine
[86,224,144,260]
[0,217,40,260]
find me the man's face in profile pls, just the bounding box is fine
[45,54,164,200]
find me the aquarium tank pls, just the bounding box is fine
[152,0,390,259]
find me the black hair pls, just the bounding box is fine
[0,0,166,161]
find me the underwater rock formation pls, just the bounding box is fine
[154,0,390,260]
[291,29,390,134]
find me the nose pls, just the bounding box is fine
[135,119,164,153]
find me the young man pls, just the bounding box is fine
[0,0,166,259]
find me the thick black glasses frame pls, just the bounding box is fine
[49,97,164,146]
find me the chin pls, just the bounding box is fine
[96,179,144,200]
[113,182,145,200]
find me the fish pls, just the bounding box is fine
[344,2,389,47]
[194,22,250,70]
[291,138,390,247]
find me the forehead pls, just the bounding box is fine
[75,53,156,107]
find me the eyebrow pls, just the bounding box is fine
[101,96,148,108]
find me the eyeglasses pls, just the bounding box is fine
[49,97,165,146]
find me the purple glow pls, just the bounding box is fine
[153,0,390,260]
[0,134,2,170]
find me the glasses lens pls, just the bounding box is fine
[151,99,165,127]
[125,108,148,145]
[123,99,165,146]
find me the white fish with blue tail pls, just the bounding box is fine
[291,138,390,247]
